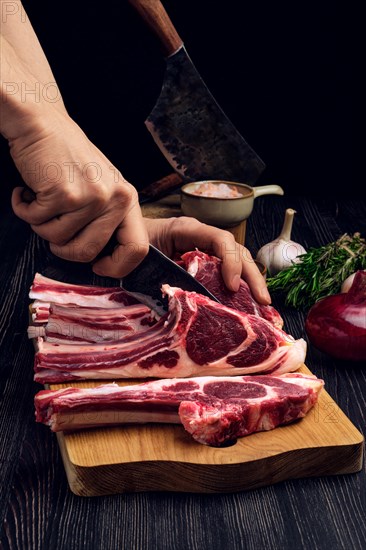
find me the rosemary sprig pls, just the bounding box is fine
[266,233,366,309]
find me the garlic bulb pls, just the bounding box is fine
[256,208,306,276]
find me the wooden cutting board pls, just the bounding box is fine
[49,365,364,497]
[43,201,363,495]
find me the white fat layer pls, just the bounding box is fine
[186,257,199,278]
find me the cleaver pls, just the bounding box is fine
[128,0,266,185]
[122,244,220,314]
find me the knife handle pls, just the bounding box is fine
[128,0,183,57]
[138,172,184,204]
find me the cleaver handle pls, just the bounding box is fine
[128,0,183,57]
[138,172,184,204]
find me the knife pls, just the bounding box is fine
[128,0,266,185]
[122,244,220,314]
[21,188,220,311]
[40,243,220,315]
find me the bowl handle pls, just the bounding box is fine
[252,184,284,198]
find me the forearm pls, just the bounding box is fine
[0,1,66,139]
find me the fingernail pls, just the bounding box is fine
[261,287,271,304]
[231,274,241,292]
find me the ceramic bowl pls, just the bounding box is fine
[180,180,284,228]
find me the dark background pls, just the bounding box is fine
[1,1,354,201]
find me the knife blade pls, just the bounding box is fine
[122,244,220,314]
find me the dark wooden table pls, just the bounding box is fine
[1,194,365,550]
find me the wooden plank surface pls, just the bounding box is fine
[2,197,366,550]
[50,364,364,497]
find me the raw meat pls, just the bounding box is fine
[33,284,306,384]
[29,272,138,308]
[180,251,283,328]
[28,302,157,344]
[34,372,323,446]
[30,300,51,324]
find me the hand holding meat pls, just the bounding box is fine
[144,217,271,305]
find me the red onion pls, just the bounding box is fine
[341,270,366,293]
[305,270,366,361]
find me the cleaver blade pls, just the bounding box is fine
[122,244,220,314]
[128,0,266,185]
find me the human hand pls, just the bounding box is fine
[1,6,149,277]
[143,217,271,305]
[9,112,149,277]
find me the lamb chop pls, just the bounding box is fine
[33,284,306,384]
[34,372,323,446]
